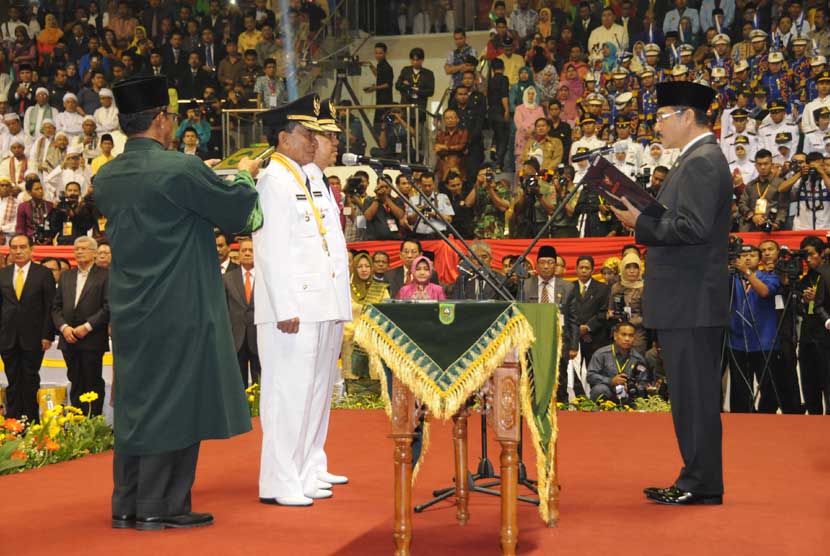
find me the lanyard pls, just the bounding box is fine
[756,180,769,200]
[411,70,421,86]
[270,153,329,255]
[611,344,630,375]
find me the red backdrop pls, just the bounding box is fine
[2,231,825,282]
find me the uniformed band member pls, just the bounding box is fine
[611,81,731,506]
[96,75,261,530]
[255,94,352,507]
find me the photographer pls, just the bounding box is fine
[406,171,454,240]
[470,165,511,239]
[363,176,406,241]
[371,107,414,161]
[758,240,803,414]
[606,251,647,353]
[645,165,668,197]
[342,172,369,242]
[587,321,651,404]
[728,244,781,413]
[779,152,830,231]
[737,149,788,232]
[513,157,557,238]
[797,236,830,414]
[47,181,97,245]
[336,100,367,157]
[549,164,580,237]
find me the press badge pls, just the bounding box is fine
[98,216,107,231]
[774,295,784,310]
[268,95,278,108]
[754,198,768,214]
[62,221,72,236]
[387,218,399,232]
[395,142,403,154]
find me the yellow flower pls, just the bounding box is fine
[67,406,83,415]
[79,392,99,404]
[71,415,86,423]
[58,417,68,426]
[47,423,61,439]
[29,424,43,434]
[247,395,255,403]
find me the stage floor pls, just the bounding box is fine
[3,411,828,556]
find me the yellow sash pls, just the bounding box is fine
[270,152,329,255]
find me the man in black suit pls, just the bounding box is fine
[140,0,171,40]
[0,234,55,422]
[572,2,600,52]
[216,231,239,275]
[179,51,215,100]
[52,236,110,416]
[198,28,225,75]
[384,238,439,298]
[201,0,229,40]
[450,241,499,300]
[617,0,643,47]
[160,31,188,85]
[573,255,610,370]
[223,238,259,388]
[395,48,435,124]
[522,246,580,403]
[611,82,731,506]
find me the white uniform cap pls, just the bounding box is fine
[63,92,78,103]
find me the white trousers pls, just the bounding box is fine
[258,320,343,498]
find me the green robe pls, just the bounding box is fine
[95,138,258,455]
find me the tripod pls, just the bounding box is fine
[329,68,381,148]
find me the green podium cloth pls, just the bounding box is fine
[354,301,561,522]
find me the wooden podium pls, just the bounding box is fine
[390,352,527,556]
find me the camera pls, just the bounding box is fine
[636,166,651,189]
[521,174,541,196]
[344,176,366,197]
[774,246,807,281]
[728,235,744,262]
[612,292,629,321]
[384,111,397,125]
[485,170,495,183]
[56,192,79,212]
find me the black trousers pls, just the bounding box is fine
[112,442,200,518]
[1,345,45,422]
[63,349,105,416]
[490,119,509,169]
[237,341,261,388]
[659,327,724,496]
[759,342,802,414]
[727,349,765,413]
[798,339,830,415]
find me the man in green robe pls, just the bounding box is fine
[95,75,261,531]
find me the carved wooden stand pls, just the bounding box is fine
[390,354,522,556]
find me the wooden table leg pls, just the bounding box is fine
[492,355,521,556]
[390,377,417,556]
[452,408,470,525]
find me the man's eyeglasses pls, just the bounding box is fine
[655,109,683,122]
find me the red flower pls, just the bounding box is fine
[3,418,24,434]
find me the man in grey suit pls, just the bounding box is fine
[223,237,259,388]
[522,245,580,402]
[612,81,731,506]
[52,236,110,415]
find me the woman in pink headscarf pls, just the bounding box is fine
[396,256,446,301]
[513,86,545,169]
[556,62,583,126]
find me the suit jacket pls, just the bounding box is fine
[0,262,56,351]
[385,266,440,299]
[160,45,188,83]
[573,279,610,344]
[223,266,257,353]
[178,68,215,100]
[198,42,226,70]
[572,16,600,51]
[635,135,732,329]
[522,276,579,351]
[200,14,229,39]
[52,265,110,351]
[395,67,435,113]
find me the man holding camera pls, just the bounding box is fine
[514,158,557,238]
[373,108,414,161]
[47,181,97,245]
[737,149,788,232]
[789,153,830,231]
[727,244,781,412]
[406,171,454,240]
[587,321,650,404]
[797,236,830,414]
[364,177,406,241]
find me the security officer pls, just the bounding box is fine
[747,29,769,81]
[721,109,758,161]
[255,94,352,507]
[609,114,642,168]
[759,100,798,153]
[96,75,261,530]
[803,107,830,155]
[570,115,605,161]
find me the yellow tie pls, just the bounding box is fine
[580,282,586,296]
[15,268,23,300]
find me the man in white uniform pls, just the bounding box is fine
[254,94,351,507]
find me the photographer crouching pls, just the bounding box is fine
[46,181,99,245]
[342,172,368,242]
[512,158,557,238]
[737,149,788,232]
[587,321,652,405]
[727,243,781,412]
[796,236,830,414]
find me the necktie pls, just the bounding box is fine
[15,268,23,300]
[207,46,213,68]
[540,280,550,303]
[244,271,252,304]
[580,282,586,296]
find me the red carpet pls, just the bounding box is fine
[3,411,828,556]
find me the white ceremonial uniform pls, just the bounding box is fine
[800,96,830,133]
[613,137,644,169]
[720,133,758,162]
[720,107,758,138]
[255,154,351,500]
[407,191,455,235]
[729,157,758,185]
[758,121,799,154]
[612,157,638,179]
[803,128,830,155]
[570,135,605,161]
[55,110,85,138]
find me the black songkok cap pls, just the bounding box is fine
[537,245,558,261]
[656,81,716,111]
[113,75,170,114]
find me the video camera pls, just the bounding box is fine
[55,192,80,212]
[611,292,630,322]
[728,235,744,263]
[344,176,366,197]
[636,166,651,190]
[774,246,808,281]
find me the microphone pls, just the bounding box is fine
[341,152,429,173]
[571,145,614,163]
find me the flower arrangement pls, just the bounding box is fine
[246,383,260,417]
[557,395,671,413]
[0,392,114,475]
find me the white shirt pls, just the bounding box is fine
[27,134,52,168]
[12,260,31,291]
[538,276,556,302]
[679,132,714,158]
[587,24,629,55]
[0,195,17,234]
[803,128,830,155]
[407,191,455,235]
[0,129,32,156]
[93,105,120,133]
[663,7,700,36]
[45,166,91,198]
[241,266,255,283]
[800,95,830,133]
[75,264,91,307]
[23,104,55,138]
[220,257,231,274]
[55,110,85,137]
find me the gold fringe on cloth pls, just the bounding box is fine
[519,327,562,525]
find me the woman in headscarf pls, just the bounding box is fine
[10,27,37,73]
[600,257,620,286]
[537,8,553,39]
[606,252,647,353]
[513,86,545,170]
[535,63,560,106]
[508,66,540,113]
[397,256,446,301]
[556,85,578,126]
[342,252,389,379]
[36,13,64,65]
[601,41,618,74]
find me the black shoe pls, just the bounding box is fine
[645,486,722,506]
[112,514,136,529]
[135,512,214,531]
[643,485,676,497]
